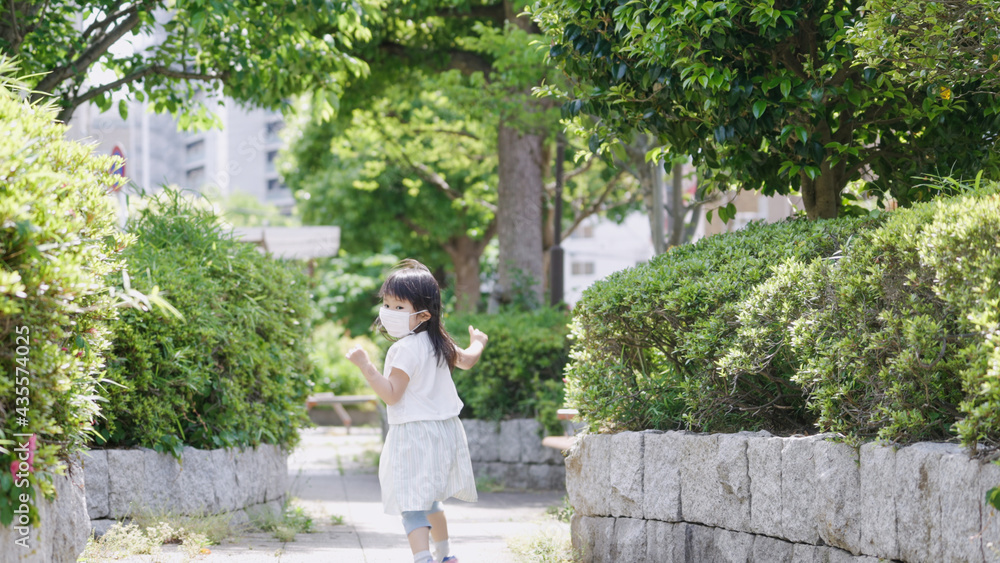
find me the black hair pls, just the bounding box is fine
[376,259,457,370]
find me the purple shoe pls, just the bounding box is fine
[441,557,459,563]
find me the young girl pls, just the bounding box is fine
[346,259,488,563]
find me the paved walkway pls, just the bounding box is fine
[120,426,570,562]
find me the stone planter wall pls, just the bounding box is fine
[0,456,88,563]
[567,430,1000,563]
[462,418,566,490]
[83,444,288,535]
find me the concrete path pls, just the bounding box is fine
[116,426,570,562]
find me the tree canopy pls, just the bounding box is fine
[284,70,498,312]
[531,0,1000,218]
[848,0,1000,92]
[1,0,378,123]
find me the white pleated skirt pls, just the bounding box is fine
[378,416,478,515]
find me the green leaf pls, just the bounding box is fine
[987,486,1000,511]
[752,100,766,119]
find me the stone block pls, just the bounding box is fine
[527,463,565,490]
[234,446,267,507]
[46,457,89,563]
[685,522,717,562]
[106,449,146,518]
[750,534,794,562]
[143,449,183,514]
[748,435,783,536]
[520,419,548,464]
[646,520,685,563]
[679,432,721,526]
[210,448,241,512]
[714,528,754,563]
[895,441,954,563]
[499,419,522,463]
[858,442,898,560]
[978,458,1000,561]
[780,436,821,544]
[565,434,612,517]
[464,419,500,462]
[176,446,218,515]
[90,518,117,539]
[227,508,251,532]
[609,432,644,519]
[791,543,821,562]
[502,461,530,490]
[0,458,89,563]
[612,518,646,561]
[939,448,985,563]
[813,440,861,553]
[643,432,684,523]
[82,449,109,520]
[716,432,753,531]
[817,546,861,563]
[572,515,614,563]
[264,445,289,502]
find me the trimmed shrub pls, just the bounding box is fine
[786,201,967,443]
[567,215,877,434]
[96,190,315,454]
[567,185,1000,451]
[0,60,133,525]
[446,307,570,435]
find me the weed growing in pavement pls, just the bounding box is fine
[250,498,315,542]
[331,514,345,525]
[507,526,577,563]
[79,518,218,562]
[546,496,574,524]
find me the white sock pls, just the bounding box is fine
[433,539,451,560]
[413,550,434,563]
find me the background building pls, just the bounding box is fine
[66,98,295,213]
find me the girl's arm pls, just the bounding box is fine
[346,346,410,405]
[455,325,489,370]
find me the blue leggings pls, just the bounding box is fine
[402,501,444,534]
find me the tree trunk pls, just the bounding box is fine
[446,237,486,313]
[800,157,846,219]
[496,121,545,308]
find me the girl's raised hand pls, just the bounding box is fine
[346,345,370,368]
[468,325,488,347]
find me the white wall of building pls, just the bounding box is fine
[561,212,655,308]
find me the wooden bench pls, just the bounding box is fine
[306,393,388,440]
[541,408,581,451]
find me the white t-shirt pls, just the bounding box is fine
[382,331,463,425]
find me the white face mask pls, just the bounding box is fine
[379,308,428,338]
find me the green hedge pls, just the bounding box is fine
[445,308,570,435]
[568,185,1000,450]
[95,190,315,455]
[0,61,132,526]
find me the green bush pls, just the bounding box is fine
[0,59,133,525]
[567,215,877,434]
[446,307,570,435]
[309,321,375,396]
[96,189,315,454]
[568,184,1000,450]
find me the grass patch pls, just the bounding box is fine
[249,498,315,542]
[80,517,222,562]
[475,475,504,493]
[507,526,576,563]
